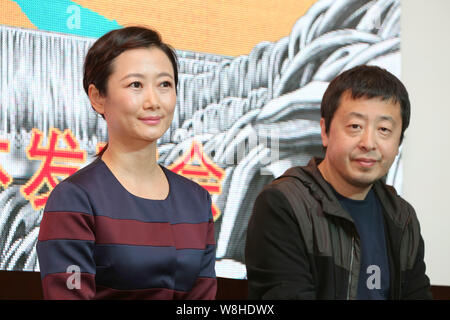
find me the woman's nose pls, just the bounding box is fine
[143,87,160,109]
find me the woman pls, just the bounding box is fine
[36,26,216,299]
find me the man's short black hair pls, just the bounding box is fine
[321,65,410,145]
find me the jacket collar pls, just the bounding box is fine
[278,157,409,229]
[279,157,352,221]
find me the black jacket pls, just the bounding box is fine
[245,158,432,300]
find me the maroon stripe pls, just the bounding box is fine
[206,219,215,246]
[41,272,95,300]
[174,277,217,300]
[38,211,95,241]
[95,278,217,300]
[39,212,213,249]
[42,274,216,300]
[95,285,182,300]
[172,222,212,249]
[95,216,211,249]
[95,216,174,247]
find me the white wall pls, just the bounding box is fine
[401,0,450,286]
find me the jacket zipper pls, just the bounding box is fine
[347,235,355,300]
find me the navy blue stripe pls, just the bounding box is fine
[198,244,216,278]
[36,239,95,279]
[174,249,204,292]
[47,159,212,224]
[44,180,93,215]
[174,246,215,292]
[93,244,209,292]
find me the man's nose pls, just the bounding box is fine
[359,127,376,151]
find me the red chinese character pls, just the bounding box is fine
[169,141,224,221]
[0,140,12,189]
[21,128,86,210]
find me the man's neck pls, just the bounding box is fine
[317,159,372,201]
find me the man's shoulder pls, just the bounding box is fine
[375,180,414,209]
[266,166,311,195]
[258,165,322,214]
[374,180,418,228]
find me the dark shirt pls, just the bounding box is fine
[332,187,390,300]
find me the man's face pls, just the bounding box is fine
[320,91,402,193]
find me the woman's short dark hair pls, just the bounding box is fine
[83,25,179,101]
[320,65,410,145]
[83,26,178,157]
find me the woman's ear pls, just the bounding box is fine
[88,84,106,116]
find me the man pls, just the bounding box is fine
[245,65,432,300]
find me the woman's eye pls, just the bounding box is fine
[160,81,172,88]
[129,81,142,88]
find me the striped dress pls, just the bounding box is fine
[36,158,216,299]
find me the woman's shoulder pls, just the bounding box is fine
[44,158,104,213]
[162,166,210,198]
[63,157,104,185]
[163,166,213,223]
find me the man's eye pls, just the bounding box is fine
[380,127,391,133]
[350,124,361,130]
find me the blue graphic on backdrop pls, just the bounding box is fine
[14,0,121,37]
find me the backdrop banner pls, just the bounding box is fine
[0,0,402,279]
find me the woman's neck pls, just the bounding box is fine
[100,140,170,200]
[101,139,159,179]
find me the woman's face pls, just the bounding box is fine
[97,47,177,146]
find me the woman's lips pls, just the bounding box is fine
[139,116,161,125]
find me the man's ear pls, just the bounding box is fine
[88,84,106,116]
[320,118,329,148]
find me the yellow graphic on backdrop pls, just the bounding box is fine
[1,0,317,56]
[168,141,225,221]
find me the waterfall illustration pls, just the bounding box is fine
[0,0,402,278]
